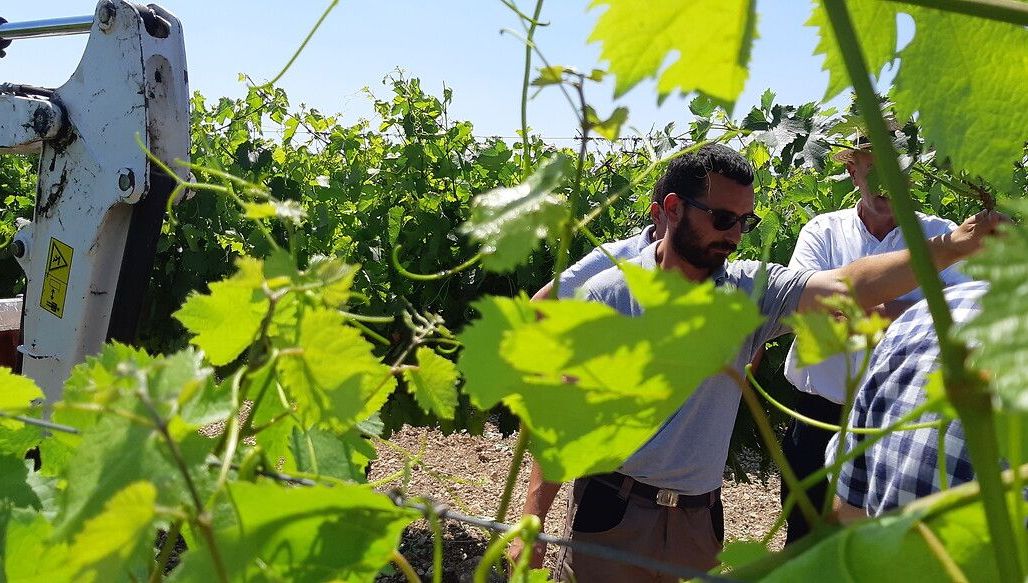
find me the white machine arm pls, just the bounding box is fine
[0,1,189,401]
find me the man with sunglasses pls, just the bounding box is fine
[779,136,969,544]
[511,143,998,581]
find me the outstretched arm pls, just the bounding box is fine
[799,210,1002,312]
[507,460,562,569]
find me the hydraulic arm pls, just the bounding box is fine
[0,1,189,401]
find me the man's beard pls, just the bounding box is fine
[670,213,737,271]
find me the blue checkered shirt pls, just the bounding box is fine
[827,281,988,516]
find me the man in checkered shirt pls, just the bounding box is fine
[828,281,986,519]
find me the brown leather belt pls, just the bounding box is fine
[591,472,720,509]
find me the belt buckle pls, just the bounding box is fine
[655,489,679,507]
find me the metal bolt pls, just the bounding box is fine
[118,169,135,192]
[97,1,117,31]
[11,240,25,259]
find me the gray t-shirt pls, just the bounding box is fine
[556,225,656,298]
[581,243,814,494]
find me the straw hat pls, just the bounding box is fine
[832,117,904,164]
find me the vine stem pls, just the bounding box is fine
[725,368,821,529]
[391,549,422,583]
[425,501,444,583]
[550,77,592,299]
[1008,415,1028,570]
[774,399,938,545]
[137,390,229,583]
[821,3,1021,579]
[269,0,340,85]
[916,522,971,583]
[475,516,539,583]
[518,0,546,179]
[745,365,942,434]
[494,425,530,526]
[823,338,873,514]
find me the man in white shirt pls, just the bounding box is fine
[780,136,968,543]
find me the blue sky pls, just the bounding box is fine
[1,1,900,139]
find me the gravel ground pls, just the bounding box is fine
[371,424,785,581]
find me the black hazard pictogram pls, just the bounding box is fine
[48,240,69,273]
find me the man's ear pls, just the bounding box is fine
[662,193,681,221]
[649,201,663,223]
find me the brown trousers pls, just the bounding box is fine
[556,477,723,582]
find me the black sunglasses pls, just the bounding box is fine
[679,196,761,233]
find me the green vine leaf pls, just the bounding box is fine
[0,420,42,457]
[0,454,41,510]
[719,540,771,572]
[174,481,417,581]
[959,202,1028,411]
[459,265,761,481]
[289,426,377,482]
[459,157,570,273]
[786,310,848,368]
[810,4,1028,191]
[51,414,196,540]
[585,105,629,141]
[0,367,43,412]
[67,481,156,581]
[891,8,1028,192]
[808,3,898,101]
[174,257,269,366]
[277,307,396,432]
[404,347,459,420]
[0,368,45,455]
[3,510,75,582]
[735,497,1004,582]
[588,0,756,103]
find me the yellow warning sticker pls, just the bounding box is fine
[40,237,74,318]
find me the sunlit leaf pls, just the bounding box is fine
[459,265,761,480]
[588,0,756,103]
[0,367,43,412]
[808,3,898,101]
[810,4,1028,191]
[4,510,75,582]
[786,310,848,367]
[460,157,570,272]
[67,481,156,581]
[585,105,629,141]
[893,9,1028,192]
[174,481,416,582]
[960,203,1028,410]
[404,347,459,420]
[243,201,278,219]
[174,258,269,366]
[277,307,396,431]
[532,65,566,87]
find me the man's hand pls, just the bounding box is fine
[508,461,562,571]
[944,209,1007,260]
[507,532,547,571]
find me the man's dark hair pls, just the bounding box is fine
[652,143,753,204]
